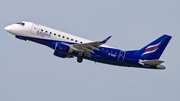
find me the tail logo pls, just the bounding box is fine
[142,42,161,56]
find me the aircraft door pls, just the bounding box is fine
[118,51,126,62]
[30,23,39,35]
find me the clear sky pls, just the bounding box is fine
[1,0,180,101]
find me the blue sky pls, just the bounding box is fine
[1,0,180,101]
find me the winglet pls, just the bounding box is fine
[101,36,111,43]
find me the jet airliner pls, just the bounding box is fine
[5,21,172,69]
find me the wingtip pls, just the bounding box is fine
[108,36,112,39]
[102,36,112,43]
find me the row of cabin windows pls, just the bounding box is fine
[41,29,82,44]
[101,48,117,54]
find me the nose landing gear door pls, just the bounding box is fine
[30,23,39,35]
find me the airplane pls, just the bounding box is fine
[4,21,172,70]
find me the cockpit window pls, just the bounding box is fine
[17,22,25,26]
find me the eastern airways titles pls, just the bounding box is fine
[37,30,51,37]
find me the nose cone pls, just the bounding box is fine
[4,26,11,32]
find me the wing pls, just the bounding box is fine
[63,36,111,57]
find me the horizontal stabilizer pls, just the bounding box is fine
[140,60,164,66]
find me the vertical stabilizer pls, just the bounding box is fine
[135,35,172,60]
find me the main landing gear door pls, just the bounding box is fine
[118,51,126,62]
[30,23,39,35]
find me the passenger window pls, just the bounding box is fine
[71,39,73,41]
[58,35,60,37]
[80,42,82,44]
[54,33,56,36]
[75,40,77,42]
[102,48,104,50]
[114,52,117,54]
[106,49,108,52]
[50,32,52,34]
[63,36,65,38]
[41,29,43,31]
[45,31,48,33]
[110,51,113,53]
[67,37,69,40]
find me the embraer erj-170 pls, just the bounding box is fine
[5,21,172,70]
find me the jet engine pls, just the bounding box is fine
[53,42,73,58]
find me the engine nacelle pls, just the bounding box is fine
[53,42,73,58]
[54,51,67,58]
[55,42,69,53]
